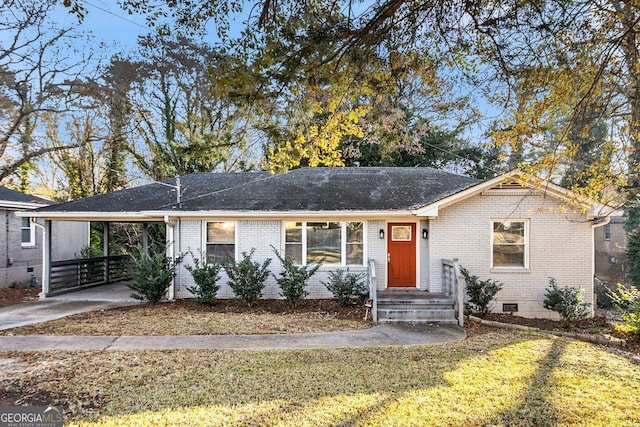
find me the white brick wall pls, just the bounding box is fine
[419,219,429,290]
[172,194,593,319]
[367,220,386,291]
[176,219,380,299]
[428,190,595,318]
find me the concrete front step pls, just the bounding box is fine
[378,299,453,309]
[377,308,457,323]
[376,290,457,323]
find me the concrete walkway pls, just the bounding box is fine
[0,323,466,351]
[0,283,466,351]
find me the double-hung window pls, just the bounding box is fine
[603,223,611,241]
[491,220,528,268]
[205,221,235,263]
[21,217,35,247]
[284,221,364,265]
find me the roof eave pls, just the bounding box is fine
[14,211,165,222]
[1,200,49,210]
[146,209,415,218]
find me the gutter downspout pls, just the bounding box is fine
[30,218,47,298]
[590,216,612,316]
[164,215,175,301]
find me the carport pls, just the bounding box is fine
[24,216,169,297]
[16,173,267,299]
[14,178,184,298]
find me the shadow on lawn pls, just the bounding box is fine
[5,328,609,426]
[494,339,567,427]
[56,329,560,423]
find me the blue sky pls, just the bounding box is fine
[54,1,148,52]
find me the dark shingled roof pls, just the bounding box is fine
[36,172,270,213]
[33,168,480,214]
[177,167,479,212]
[0,186,50,205]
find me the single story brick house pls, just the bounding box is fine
[21,167,611,322]
[0,186,88,288]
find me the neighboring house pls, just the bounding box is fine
[594,216,629,284]
[0,186,89,288]
[23,168,611,320]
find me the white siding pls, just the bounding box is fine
[428,190,594,318]
[51,221,89,261]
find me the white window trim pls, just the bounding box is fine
[490,219,529,270]
[21,217,36,247]
[283,221,367,266]
[202,220,238,263]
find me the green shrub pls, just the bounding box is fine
[543,278,591,324]
[594,279,617,309]
[223,249,272,307]
[185,250,222,305]
[128,252,180,304]
[75,245,103,259]
[461,268,503,317]
[608,283,640,336]
[272,246,321,307]
[322,269,368,307]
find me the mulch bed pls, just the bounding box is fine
[127,298,368,321]
[0,288,39,308]
[483,313,612,334]
[472,312,640,355]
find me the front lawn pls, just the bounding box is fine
[0,299,371,336]
[2,327,639,426]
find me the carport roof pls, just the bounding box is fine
[34,172,270,213]
[31,167,481,214]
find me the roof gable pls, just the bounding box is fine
[412,170,614,218]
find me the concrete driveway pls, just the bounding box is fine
[0,283,139,331]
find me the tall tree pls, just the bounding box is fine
[99,57,135,193]
[111,0,640,284]
[126,34,256,180]
[45,112,103,201]
[0,0,95,184]
[112,0,638,190]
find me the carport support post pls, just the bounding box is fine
[40,220,51,299]
[103,222,110,283]
[164,216,175,301]
[142,223,149,257]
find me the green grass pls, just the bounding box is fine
[3,329,639,426]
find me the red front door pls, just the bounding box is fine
[387,223,416,287]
